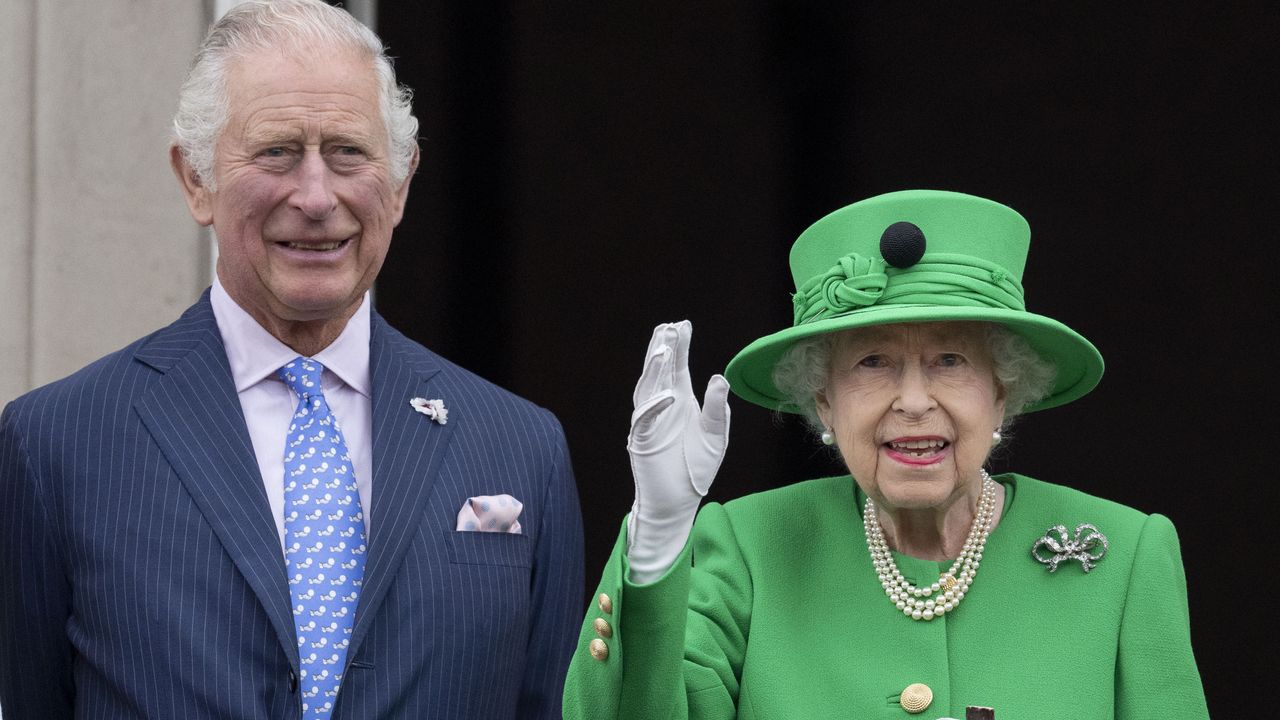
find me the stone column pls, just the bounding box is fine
[0,0,207,406]
[0,0,37,409]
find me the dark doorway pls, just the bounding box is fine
[376,3,1276,715]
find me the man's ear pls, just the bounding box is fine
[389,145,420,227]
[170,144,214,227]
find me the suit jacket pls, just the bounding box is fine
[0,292,584,719]
[564,474,1208,719]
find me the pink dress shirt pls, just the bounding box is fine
[210,278,374,548]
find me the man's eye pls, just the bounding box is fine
[328,147,367,167]
[262,147,288,157]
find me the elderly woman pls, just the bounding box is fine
[564,191,1208,718]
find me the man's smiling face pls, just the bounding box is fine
[180,44,413,337]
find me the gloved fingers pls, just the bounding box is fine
[688,375,730,495]
[670,320,696,398]
[629,392,676,446]
[632,324,676,407]
[699,374,732,440]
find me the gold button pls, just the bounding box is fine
[900,683,933,713]
[597,593,613,614]
[589,638,609,661]
[593,618,613,638]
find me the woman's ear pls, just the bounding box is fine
[815,390,833,430]
[991,373,1008,431]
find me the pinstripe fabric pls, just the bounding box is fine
[0,292,585,719]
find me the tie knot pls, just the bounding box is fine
[277,357,324,400]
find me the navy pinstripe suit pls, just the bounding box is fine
[0,293,584,719]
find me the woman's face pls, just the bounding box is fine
[816,322,1005,514]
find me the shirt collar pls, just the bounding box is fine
[210,277,372,398]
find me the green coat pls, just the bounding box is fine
[565,474,1208,719]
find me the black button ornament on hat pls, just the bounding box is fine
[879,221,926,268]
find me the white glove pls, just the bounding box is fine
[626,321,731,584]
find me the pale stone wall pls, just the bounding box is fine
[0,0,380,409]
[0,0,209,407]
[0,0,38,411]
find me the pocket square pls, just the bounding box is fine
[456,494,523,534]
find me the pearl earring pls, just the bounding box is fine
[992,429,1002,444]
[821,429,835,446]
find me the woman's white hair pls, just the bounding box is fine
[773,322,1057,436]
[171,0,418,189]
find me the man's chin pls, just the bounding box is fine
[232,285,367,332]
[274,296,364,324]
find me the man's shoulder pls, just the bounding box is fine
[2,339,149,452]
[4,297,214,425]
[6,331,158,415]
[371,316,562,432]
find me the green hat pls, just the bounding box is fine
[724,190,1104,413]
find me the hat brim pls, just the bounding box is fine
[724,305,1104,414]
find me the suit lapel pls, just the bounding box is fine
[132,295,299,667]
[347,314,451,661]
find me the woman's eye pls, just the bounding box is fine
[937,353,965,367]
[858,355,886,368]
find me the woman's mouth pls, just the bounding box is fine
[883,437,949,465]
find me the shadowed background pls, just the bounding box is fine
[369,2,1275,715]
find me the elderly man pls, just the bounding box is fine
[0,1,583,718]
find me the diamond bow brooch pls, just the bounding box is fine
[409,397,448,425]
[1031,523,1108,573]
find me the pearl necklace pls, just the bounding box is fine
[864,470,998,621]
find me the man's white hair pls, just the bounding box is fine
[171,0,418,189]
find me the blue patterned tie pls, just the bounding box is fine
[278,357,366,719]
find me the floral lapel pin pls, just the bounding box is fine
[409,397,449,425]
[1032,523,1108,573]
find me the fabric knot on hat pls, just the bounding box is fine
[792,251,1027,327]
[793,253,888,325]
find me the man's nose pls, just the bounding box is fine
[291,150,338,220]
[891,362,936,417]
